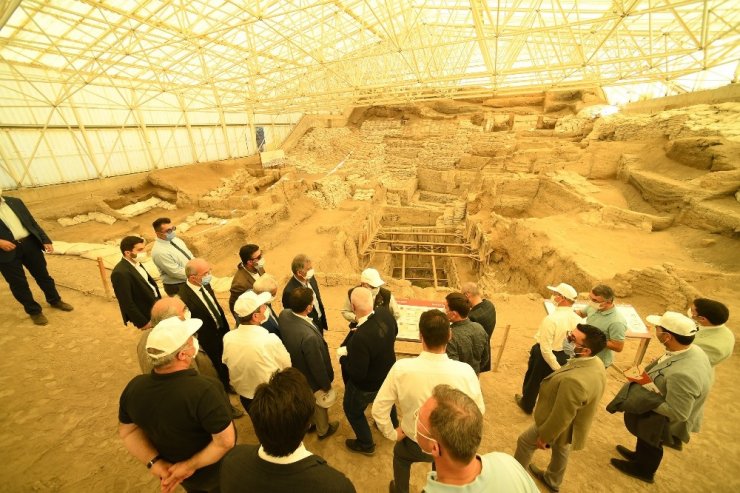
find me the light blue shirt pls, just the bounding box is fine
[425,452,538,493]
[151,236,193,285]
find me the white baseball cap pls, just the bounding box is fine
[234,290,272,317]
[361,268,385,288]
[646,311,698,336]
[547,283,578,301]
[146,317,202,358]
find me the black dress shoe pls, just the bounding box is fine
[514,394,532,415]
[318,421,339,440]
[345,439,376,456]
[663,437,683,451]
[610,458,655,483]
[616,444,637,462]
[31,313,49,326]
[51,301,74,311]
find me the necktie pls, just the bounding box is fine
[200,286,221,326]
[170,240,192,260]
[139,264,159,294]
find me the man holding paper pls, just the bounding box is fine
[610,311,713,483]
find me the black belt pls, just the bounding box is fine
[14,236,32,244]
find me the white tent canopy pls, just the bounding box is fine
[1,0,738,187]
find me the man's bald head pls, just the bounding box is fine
[351,287,374,319]
[151,296,187,326]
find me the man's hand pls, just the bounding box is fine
[140,321,153,330]
[395,427,406,442]
[162,461,195,491]
[536,437,549,450]
[0,239,16,252]
[43,243,54,254]
[149,460,174,492]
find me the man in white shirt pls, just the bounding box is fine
[151,217,194,296]
[223,290,291,412]
[372,309,485,493]
[419,385,538,493]
[516,283,581,414]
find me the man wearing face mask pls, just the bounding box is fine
[282,254,328,333]
[418,385,537,493]
[0,188,74,325]
[111,235,162,330]
[444,292,490,375]
[119,316,236,493]
[611,311,712,483]
[341,268,400,326]
[252,274,281,336]
[515,283,581,415]
[279,287,339,440]
[228,244,265,319]
[514,324,607,493]
[151,217,194,297]
[178,258,232,393]
[575,284,626,368]
[689,298,734,368]
[224,291,291,412]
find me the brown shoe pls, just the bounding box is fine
[318,421,339,440]
[31,313,49,326]
[529,464,559,492]
[51,301,74,311]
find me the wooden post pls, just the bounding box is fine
[492,324,511,372]
[97,257,112,298]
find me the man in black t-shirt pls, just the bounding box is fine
[119,317,235,493]
[221,368,355,493]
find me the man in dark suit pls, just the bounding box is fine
[278,286,338,440]
[0,191,73,325]
[111,235,161,330]
[340,287,397,456]
[281,254,327,333]
[179,257,231,391]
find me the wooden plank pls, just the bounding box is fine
[401,245,406,280]
[431,255,438,289]
[368,248,480,260]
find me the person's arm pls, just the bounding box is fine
[446,337,459,361]
[607,321,627,353]
[480,329,491,372]
[653,373,701,423]
[17,199,52,245]
[536,380,584,444]
[153,249,186,281]
[341,296,356,322]
[164,423,236,489]
[346,333,371,383]
[538,318,561,371]
[371,365,399,441]
[389,294,401,321]
[111,269,150,328]
[118,422,174,488]
[271,336,292,369]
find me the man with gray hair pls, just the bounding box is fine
[575,284,626,368]
[339,287,398,456]
[281,254,327,333]
[418,385,537,492]
[462,282,496,372]
[252,274,280,335]
[119,317,236,492]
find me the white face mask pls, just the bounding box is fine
[192,338,200,355]
[305,268,315,280]
[256,258,265,268]
[550,295,559,304]
[134,251,148,262]
[183,309,192,320]
[686,308,695,320]
[588,300,602,311]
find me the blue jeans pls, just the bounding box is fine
[343,380,397,448]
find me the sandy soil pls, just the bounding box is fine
[1,192,738,493]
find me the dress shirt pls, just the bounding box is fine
[151,237,193,284]
[657,346,691,364]
[186,280,220,324]
[126,258,158,295]
[535,306,582,371]
[356,311,373,327]
[294,275,322,318]
[222,324,291,399]
[0,198,30,240]
[371,351,484,442]
[257,443,312,464]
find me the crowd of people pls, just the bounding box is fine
[0,200,734,492]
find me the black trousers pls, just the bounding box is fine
[163,282,185,296]
[634,437,663,476]
[0,237,60,315]
[520,343,567,413]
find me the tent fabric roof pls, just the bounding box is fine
[1,0,738,114]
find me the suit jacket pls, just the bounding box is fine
[111,258,161,328]
[645,344,713,442]
[534,356,606,450]
[228,264,265,316]
[343,308,397,392]
[261,304,281,336]
[0,196,51,263]
[179,283,230,351]
[282,276,328,332]
[278,309,333,392]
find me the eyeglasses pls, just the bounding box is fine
[162,226,176,234]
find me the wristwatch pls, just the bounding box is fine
[146,455,161,469]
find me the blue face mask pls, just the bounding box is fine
[201,274,212,286]
[165,231,176,241]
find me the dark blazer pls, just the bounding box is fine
[261,304,281,337]
[0,196,51,264]
[342,307,397,392]
[228,264,265,317]
[282,276,328,332]
[278,309,333,392]
[110,258,161,328]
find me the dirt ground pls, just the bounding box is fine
[1,193,739,493]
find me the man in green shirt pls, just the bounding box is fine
[576,284,626,368]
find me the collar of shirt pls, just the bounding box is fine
[125,257,141,268]
[659,346,691,362]
[295,312,315,326]
[258,443,312,464]
[451,319,468,327]
[155,237,170,245]
[293,275,309,287]
[186,280,204,292]
[418,351,450,361]
[356,311,374,327]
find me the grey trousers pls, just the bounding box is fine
[392,437,433,493]
[514,423,571,489]
[313,403,330,435]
